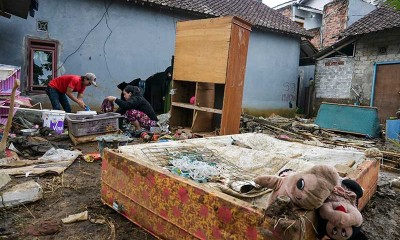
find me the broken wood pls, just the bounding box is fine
[0,79,20,158]
[69,130,119,146]
[62,211,88,224]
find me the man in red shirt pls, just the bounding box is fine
[46,73,97,113]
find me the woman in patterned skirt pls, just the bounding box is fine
[106,85,158,130]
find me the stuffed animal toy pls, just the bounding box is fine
[254,164,340,210]
[317,179,367,240]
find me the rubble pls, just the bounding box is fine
[0,180,43,208]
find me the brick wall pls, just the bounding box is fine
[309,28,322,50]
[321,0,348,48]
[352,28,400,103]
[277,6,292,19]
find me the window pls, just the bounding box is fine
[28,39,57,91]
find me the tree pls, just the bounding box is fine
[387,0,400,10]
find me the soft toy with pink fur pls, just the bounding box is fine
[317,179,367,240]
[254,165,340,211]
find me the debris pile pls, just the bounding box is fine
[240,113,400,172]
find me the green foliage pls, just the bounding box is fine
[387,0,400,10]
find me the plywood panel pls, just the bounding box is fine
[173,17,233,84]
[192,83,216,132]
[169,106,193,127]
[170,81,196,103]
[220,21,251,135]
[374,63,400,122]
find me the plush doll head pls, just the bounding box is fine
[254,165,340,210]
[317,179,366,240]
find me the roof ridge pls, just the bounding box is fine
[131,0,312,38]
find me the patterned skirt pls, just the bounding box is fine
[125,109,157,130]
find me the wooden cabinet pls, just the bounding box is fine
[170,16,251,135]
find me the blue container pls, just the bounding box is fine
[386,120,400,142]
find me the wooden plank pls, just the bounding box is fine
[220,21,251,135]
[347,160,380,210]
[171,102,222,114]
[173,17,233,84]
[169,80,196,127]
[170,81,196,103]
[169,106,193,127]
[69,131,119,146]
[192,83,215,132]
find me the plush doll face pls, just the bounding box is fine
[319,201,363,240]
[254,165,340,210]
[318,178,365,240]
[326,221,354,240]
[285,173,333,210]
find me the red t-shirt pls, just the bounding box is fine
[48,75,86,94]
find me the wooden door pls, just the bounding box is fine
[374,63,400,122]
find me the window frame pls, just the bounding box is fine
[28,39,58,92]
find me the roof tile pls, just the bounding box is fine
[135,0,312,38]
[342,5,400,37]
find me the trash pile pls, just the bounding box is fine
[0,109,81,209]
[240,113,400,172]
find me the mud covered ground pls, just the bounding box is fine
[1,141,399,240]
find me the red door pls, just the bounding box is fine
[373,63,400,123]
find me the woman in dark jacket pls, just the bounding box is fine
[106,85,158,130]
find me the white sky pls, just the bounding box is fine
[262,0,290,8]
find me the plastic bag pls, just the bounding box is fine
[38,148,81,162]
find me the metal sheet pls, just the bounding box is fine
[315,103,381,137]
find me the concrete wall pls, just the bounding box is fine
[295,8,322,30]
[352,28,400,104]
[243,30,300,117]
[0,0,181,110]
[304,0,332,10]
[315,56,354,100]
[348,0,376,26]
[0,0,302,114]
[314,28,400,111]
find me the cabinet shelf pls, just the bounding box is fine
[171,102,222,114]
[171,16,251,134]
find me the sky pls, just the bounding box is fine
[262,0,290,8]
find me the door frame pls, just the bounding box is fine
[370,61,400,106]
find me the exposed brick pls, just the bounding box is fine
[321,0,349,48]
[309,28,321,50]
[277,6,292,19]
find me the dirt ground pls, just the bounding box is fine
[1,139,400,240]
